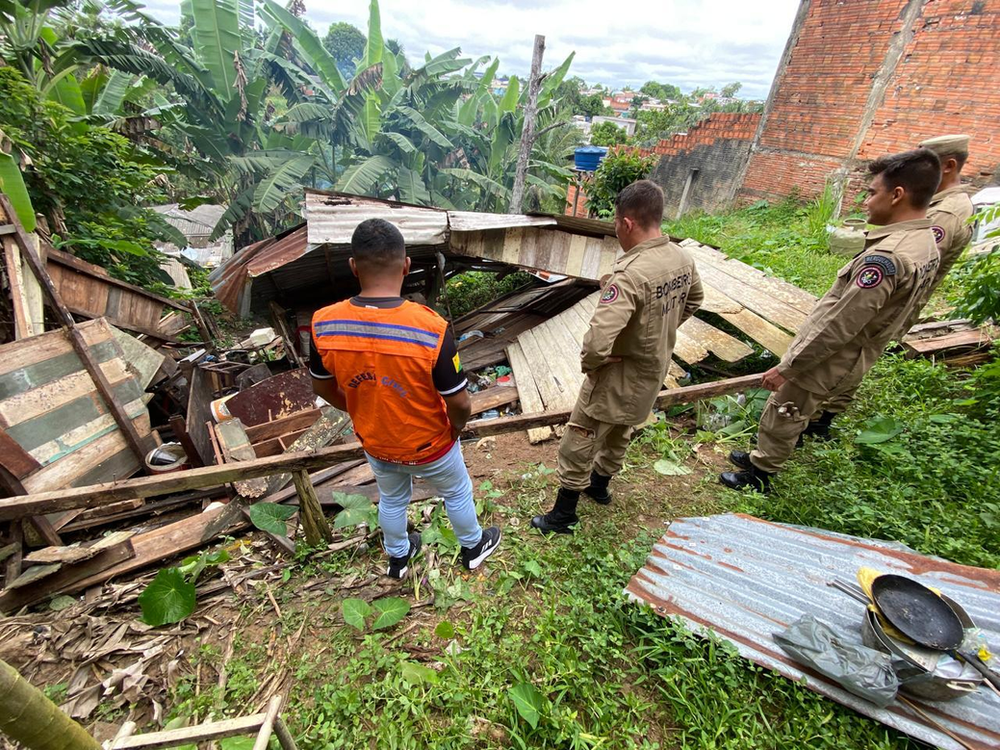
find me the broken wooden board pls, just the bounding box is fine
[0,318,153,494]
[506,341,552,443]
[470,384,519,415]
[245,408,321,445]
[216,419,269,498]
[262,407,352,496]
[111,327,167,392]
[902,327,994,358]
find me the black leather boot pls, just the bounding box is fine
[803,410,837,441]
[583,470,612,505]
[720,464,774,493]
[531,488,580,534]
[728,450,753,470]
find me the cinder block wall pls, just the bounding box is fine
[741,0,1000,204]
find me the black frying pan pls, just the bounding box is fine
[871,574,1000,692]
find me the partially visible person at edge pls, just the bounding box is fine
[309,218,501,578]
[815,135,976,430]
[720,148,942,493]
[532,180,704,534]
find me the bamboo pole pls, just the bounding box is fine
[0,658,101,750]
[508,34,545,213]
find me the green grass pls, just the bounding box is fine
[150,200,996,749]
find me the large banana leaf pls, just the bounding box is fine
[396,106,453,149]
[458,57,499,126]
[441,168,511,202]
[363,0,383,68]
[379,131,416,155]
[538,51,575,109]
[93,69,133,115]
[409,48,470,79]
[210,184,254,241]
[498,76,520,115]
[253,153,316,213]
[336,154,394,195]
[358,94,381,149]
[260,0,345,95]
[190,0,241,98]
[396,167,431,205]
[380,48,400,98]
[44,67,86,115]
[230,149,304,175]
[79,68,107,114]
[0,149,36,233]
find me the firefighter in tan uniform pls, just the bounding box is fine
[721,149,942,492]
[807,136,975,435]
[532,180,703,533]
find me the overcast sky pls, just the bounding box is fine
[143,0,800,99]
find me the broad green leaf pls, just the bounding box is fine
[253,153,316,213]
[363,0,383,68]
[45,68,87,116]
[379,131,416,154]
[359,94,381,146]
[371,597,410,630]
[332,492,374,510]
[219,739,255,750]
[653,458,692,476]
[499,76,520,114]
[210,184,254,241]
[508,682,544,729]
[441,168,510,201]
[93,70,133,115]
[334,507,374,529]
[139,568,197,626]
[49,595,76,611]
[411,48,471,78]
[855,416,904,445]
[397,167,431,205]
[335,154,395,195]
[522,560,543,578]
[397,106,454,149]
[434,621,455,639]
[79,68,108,114]
[400,661,439,685]
[261,0,346,93]
[538,51,575,107]
[190,0,241,98]
[381,47,400,98]
[342,597,371,631]
[0,151,36,233]
[248,503,296,536]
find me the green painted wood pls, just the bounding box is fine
[5,380,145,455]
[0,340,119,402]
[71,446,141,488]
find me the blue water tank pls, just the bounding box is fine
[574,146,608,172]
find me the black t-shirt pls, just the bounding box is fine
[309,296,468,396]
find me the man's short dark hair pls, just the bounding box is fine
[867,148,942,209]
[941,150,969,170]
[615,180,664,229]
[351,218,405,271]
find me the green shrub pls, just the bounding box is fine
[589,120,628,147]
[586,147,657,219]
[446,271,533,318]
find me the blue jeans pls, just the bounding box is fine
[365,441,483,558]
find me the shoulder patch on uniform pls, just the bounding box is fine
[453,353,462,373]
[862,254,896,276]
[930,225,946,244]
[600,284,620,304]
[857,266,885,289]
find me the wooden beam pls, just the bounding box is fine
[169,415,204,468]
[0,195,153,466]
[292,470,333,547]
[111,713,266,749]
[3,521,22,583]
[470,385,519,416]
[66,306,182,343]
[269,301,304,368]
[0,428,41,480]
[188,299,214,345]
[0,374,762,520]
[253,696,282,750]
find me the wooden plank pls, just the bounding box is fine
[672,328,710,365]
[0,318,111,378]
[6,561,62,589]
[112,327,167,390]
[217,420,268,498]
[224,369,315,427]
[0,427,41,479]
[169,415,204,468]
[67,307,181,343]
[903,329,991,356]
[678,316,754,363]
[470,385,519,415]
[27,399,148,467]
[111,713,265,748]
[185,365,214,467]
[24,544,101,565]
[27,515,63,547]
[505,341,552,443]
[277,429,309,451]
[0,374,763,520]
[245,408,321,444]
[695,265,807,333]
[3,521,23,583]
[700,285,792,355]
[2,234,32,338]
[269,301,305,368]
[0,359,133,426]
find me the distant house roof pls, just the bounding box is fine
[152,203,227,240]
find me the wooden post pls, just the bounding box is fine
[188,300,214,345]
[0,194,153,466]
[168,415,205,468]
[508,34,545,214]
[273,718,298,750]
[252,696,283,750]
[3,521,23,583]
[291,469,332,547]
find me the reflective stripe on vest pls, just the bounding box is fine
[311,300,453,464]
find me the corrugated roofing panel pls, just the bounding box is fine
[305,191,448,245]
[448,212,557,231]
[627,514,1000,750]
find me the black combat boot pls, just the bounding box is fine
[719,464,774,493]
[803,410,837,441]
[583,470,613,505]
[531,488,580,534]
[728,450,753,470]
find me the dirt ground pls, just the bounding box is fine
[0,427,725,745]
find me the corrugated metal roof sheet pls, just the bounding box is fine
[627,514,1000,750]
[448,212,557,231]
[305,191,448,246]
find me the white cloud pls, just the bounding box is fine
[144,0,800,99]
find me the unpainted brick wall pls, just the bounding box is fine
[741,0,1000,204]
[643,113,761,216]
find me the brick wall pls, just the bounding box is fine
[565,182,589,217]
[741,0,1000,205]
[642,113,761,216]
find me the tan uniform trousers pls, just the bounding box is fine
[556,401,633,491]
[750,382,830,474]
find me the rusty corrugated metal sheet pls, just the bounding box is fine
[305,190,448,245]
[627,514,1000,750]
[209,224,308,316]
